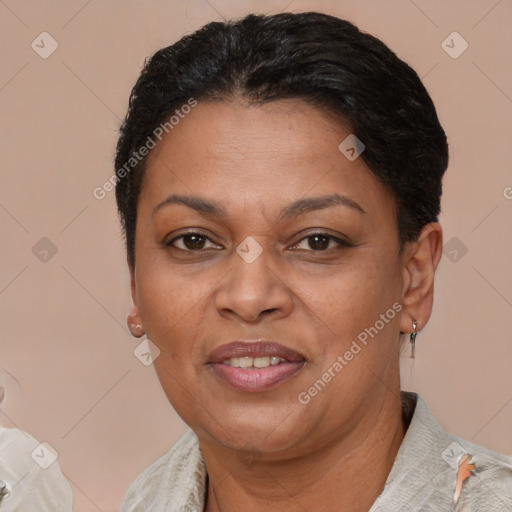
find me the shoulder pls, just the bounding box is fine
[383,393,512,511]
[121,428,207,512]
[0,424,36,449]
[0,426,73,512]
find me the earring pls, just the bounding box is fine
[410,320,418,359]
[129,322,145,338]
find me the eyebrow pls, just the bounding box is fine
[152,193,366,220]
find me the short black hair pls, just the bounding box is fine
[115,11,448,268]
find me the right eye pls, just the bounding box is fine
[165,232,223,252]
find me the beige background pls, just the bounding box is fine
[1,0,511,510]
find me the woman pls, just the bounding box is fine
[115,12,512,511]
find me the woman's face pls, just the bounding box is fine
[131,99,409,455]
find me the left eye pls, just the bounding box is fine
[290,233,349,251]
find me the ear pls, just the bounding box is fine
[127,261,145,338]
[399,222,443,335]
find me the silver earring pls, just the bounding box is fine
[410,320,418,359]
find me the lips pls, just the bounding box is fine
[207,340,306,392]
[207,340,305,364]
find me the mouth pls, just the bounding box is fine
[207,340,306,392]
[221,355,289,368]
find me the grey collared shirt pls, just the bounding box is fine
[0,426,73,511]
[121,392,512,511]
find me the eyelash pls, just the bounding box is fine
[165,231,353,253]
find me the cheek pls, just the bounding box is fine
[304,253,401,337]
[298,256,402,401]
[137,270,211,410]
[136,265,213,356]
[297,264,402,390]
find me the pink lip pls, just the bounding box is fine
[208,341,305,363]
[207,340,306,392]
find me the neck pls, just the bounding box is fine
[202,391,406,512]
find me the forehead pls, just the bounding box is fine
[139,99,394,222]
[147,98,346,165]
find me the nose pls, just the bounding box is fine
[214,247,293,323]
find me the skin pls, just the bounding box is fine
[127,98,443,511]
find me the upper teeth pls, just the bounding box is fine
[222,356,285,368]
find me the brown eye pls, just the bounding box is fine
[291,232,351,252]
[306,234,330,251]
[166,233,222,251]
